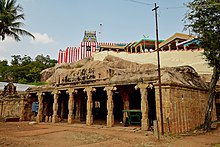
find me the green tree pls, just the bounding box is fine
[11,54,21,65]
[21,54,32,65]
[26,66,41,82]
[185,0,220,131]
[0,54,57,84]
[0,59,8,66]
[0,59,9,81]
[0,0,34,41]
[35,54,57,68]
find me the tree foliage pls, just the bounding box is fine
[185,0,220,69]
[0,54,57,84]
[0,0,34,41]
[185,0,220,131]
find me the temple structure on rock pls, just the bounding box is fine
[24,53,218,134]
[22,32,219,134]
[1,32,219,134]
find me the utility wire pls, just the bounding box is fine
[160,6,185,10]
[124,0,186,10]
[124,0,153,6]
[160,3,220,10]
[124,0,220,10]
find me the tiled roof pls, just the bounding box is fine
[159,33,195,49]
[0,82,34,92]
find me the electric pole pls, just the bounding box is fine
[152,3,164,135]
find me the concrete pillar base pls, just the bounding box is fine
[36,114,43,123]
[107,114,114,127]
[52,115,58,123]
[86,115,93,126]
[45,116,49,122]
[49,116,52,122]
[68,115,74,124]
[141,118,149,131]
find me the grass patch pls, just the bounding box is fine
[28,81,48,86]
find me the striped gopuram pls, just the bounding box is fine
[58,31,127,64]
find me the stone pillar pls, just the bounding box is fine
[140,44,143,52]
[43,101,49,122]
[136,83,149,131]
[67,89,75,124]
[105,86,115,127]
[175,40,179,50]
[85,87,93,125]
[75,97,80,122]
[19,94,26,121]
[36,92,44,123]
[119,88,130,124]
[60,98,64,121]
[168,44,171,51]
[52,90,59,123]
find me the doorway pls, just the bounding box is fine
[113,91,123,123]
[147,87,157,127]
[92,87,107,124]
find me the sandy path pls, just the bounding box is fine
[0,122,219,147]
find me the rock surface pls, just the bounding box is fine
[40,55,208,89]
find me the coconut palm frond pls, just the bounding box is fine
[0,0,34,41]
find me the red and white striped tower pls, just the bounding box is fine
[57,31,128,64]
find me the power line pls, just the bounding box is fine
[124,0,153,6]
[159,3,220,11]
[124,0,220,10]
[160,6,185,10]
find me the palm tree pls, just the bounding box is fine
[0,0,34,41]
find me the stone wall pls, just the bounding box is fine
[0,90,36,121]
[155,85,217,134]
[0,98,21,118]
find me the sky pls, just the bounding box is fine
[0,0,192,62]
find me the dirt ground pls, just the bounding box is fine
[0,121,219,147]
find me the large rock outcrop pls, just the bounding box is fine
[40,55,208,89]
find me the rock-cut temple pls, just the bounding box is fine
[1,31,219,134]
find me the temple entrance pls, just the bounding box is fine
[30,93,38,120]
[129,88,141,109]
[122,85,141,126]
[92,87,107,124]
[57,90,69,122]
[77,89,87,123]
[113,91,123,123]
[147,87,156,127]
[42,92,53,122]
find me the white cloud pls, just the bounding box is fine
[31,33,54,44]
[0,55,6,61]
[0,38,16,51]
[0,38,17,60]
